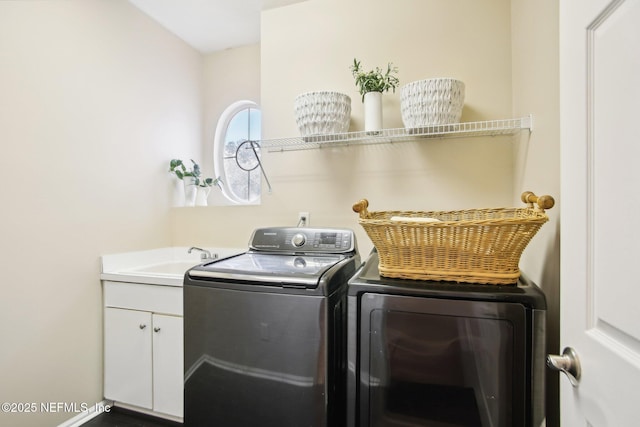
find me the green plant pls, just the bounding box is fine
[169,159,221,188]
[350,58,399,102]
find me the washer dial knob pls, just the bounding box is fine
[291,233,306,247]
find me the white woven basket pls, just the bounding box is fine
[294,91,351,137]
[400,78,465,128]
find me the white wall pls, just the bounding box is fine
[0,1,202,426]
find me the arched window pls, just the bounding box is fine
[213,100,262,204]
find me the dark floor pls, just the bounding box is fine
[80,407,182,427]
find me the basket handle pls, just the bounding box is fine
[352,199,369,218]
[521,191,555,212]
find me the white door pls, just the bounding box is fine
[559,0,640,425]
[152,314,184,418]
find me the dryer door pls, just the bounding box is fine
[358,293,528,427]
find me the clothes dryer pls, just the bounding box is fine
[347,250,546,427]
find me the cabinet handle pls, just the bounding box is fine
[154,327,161,333]
[139,324,147,330]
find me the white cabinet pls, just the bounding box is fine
[103,281,183,419]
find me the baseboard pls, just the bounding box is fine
[56,400,114,427]
[112,401,183,423]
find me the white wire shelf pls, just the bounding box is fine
[261,115,533,152]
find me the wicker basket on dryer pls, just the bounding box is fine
[352,191,555,285]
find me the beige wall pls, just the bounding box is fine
[0,1,202,426]
[201,44,261,207]
[511,0,561,424]
[173,0,561,424]
[0,0,561,425]
[172,0,518,256]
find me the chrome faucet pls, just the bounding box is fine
[188,246,218,261]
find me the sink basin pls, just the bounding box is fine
[101,247,246,287]
[129,261,200,276]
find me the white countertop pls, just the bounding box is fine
[100,246,246,286]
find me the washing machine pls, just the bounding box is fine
[347,250,547,427]
[183,226,359,427]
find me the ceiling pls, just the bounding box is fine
[128,0,308,53]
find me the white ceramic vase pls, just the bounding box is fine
[183,177,197,207]
[195,186,211,206]
[364,91,383,134]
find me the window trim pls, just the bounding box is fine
[213,100,261,204]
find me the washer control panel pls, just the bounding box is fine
[250,227,355,253]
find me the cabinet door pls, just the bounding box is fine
[104,307,153,409]
[152,314,183,417]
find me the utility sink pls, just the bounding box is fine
[101,246,246,286]
[130,261,201,276]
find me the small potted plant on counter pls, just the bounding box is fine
[169,159,221,206]
[350,58,399,133]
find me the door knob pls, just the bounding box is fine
[547,347,581,387]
